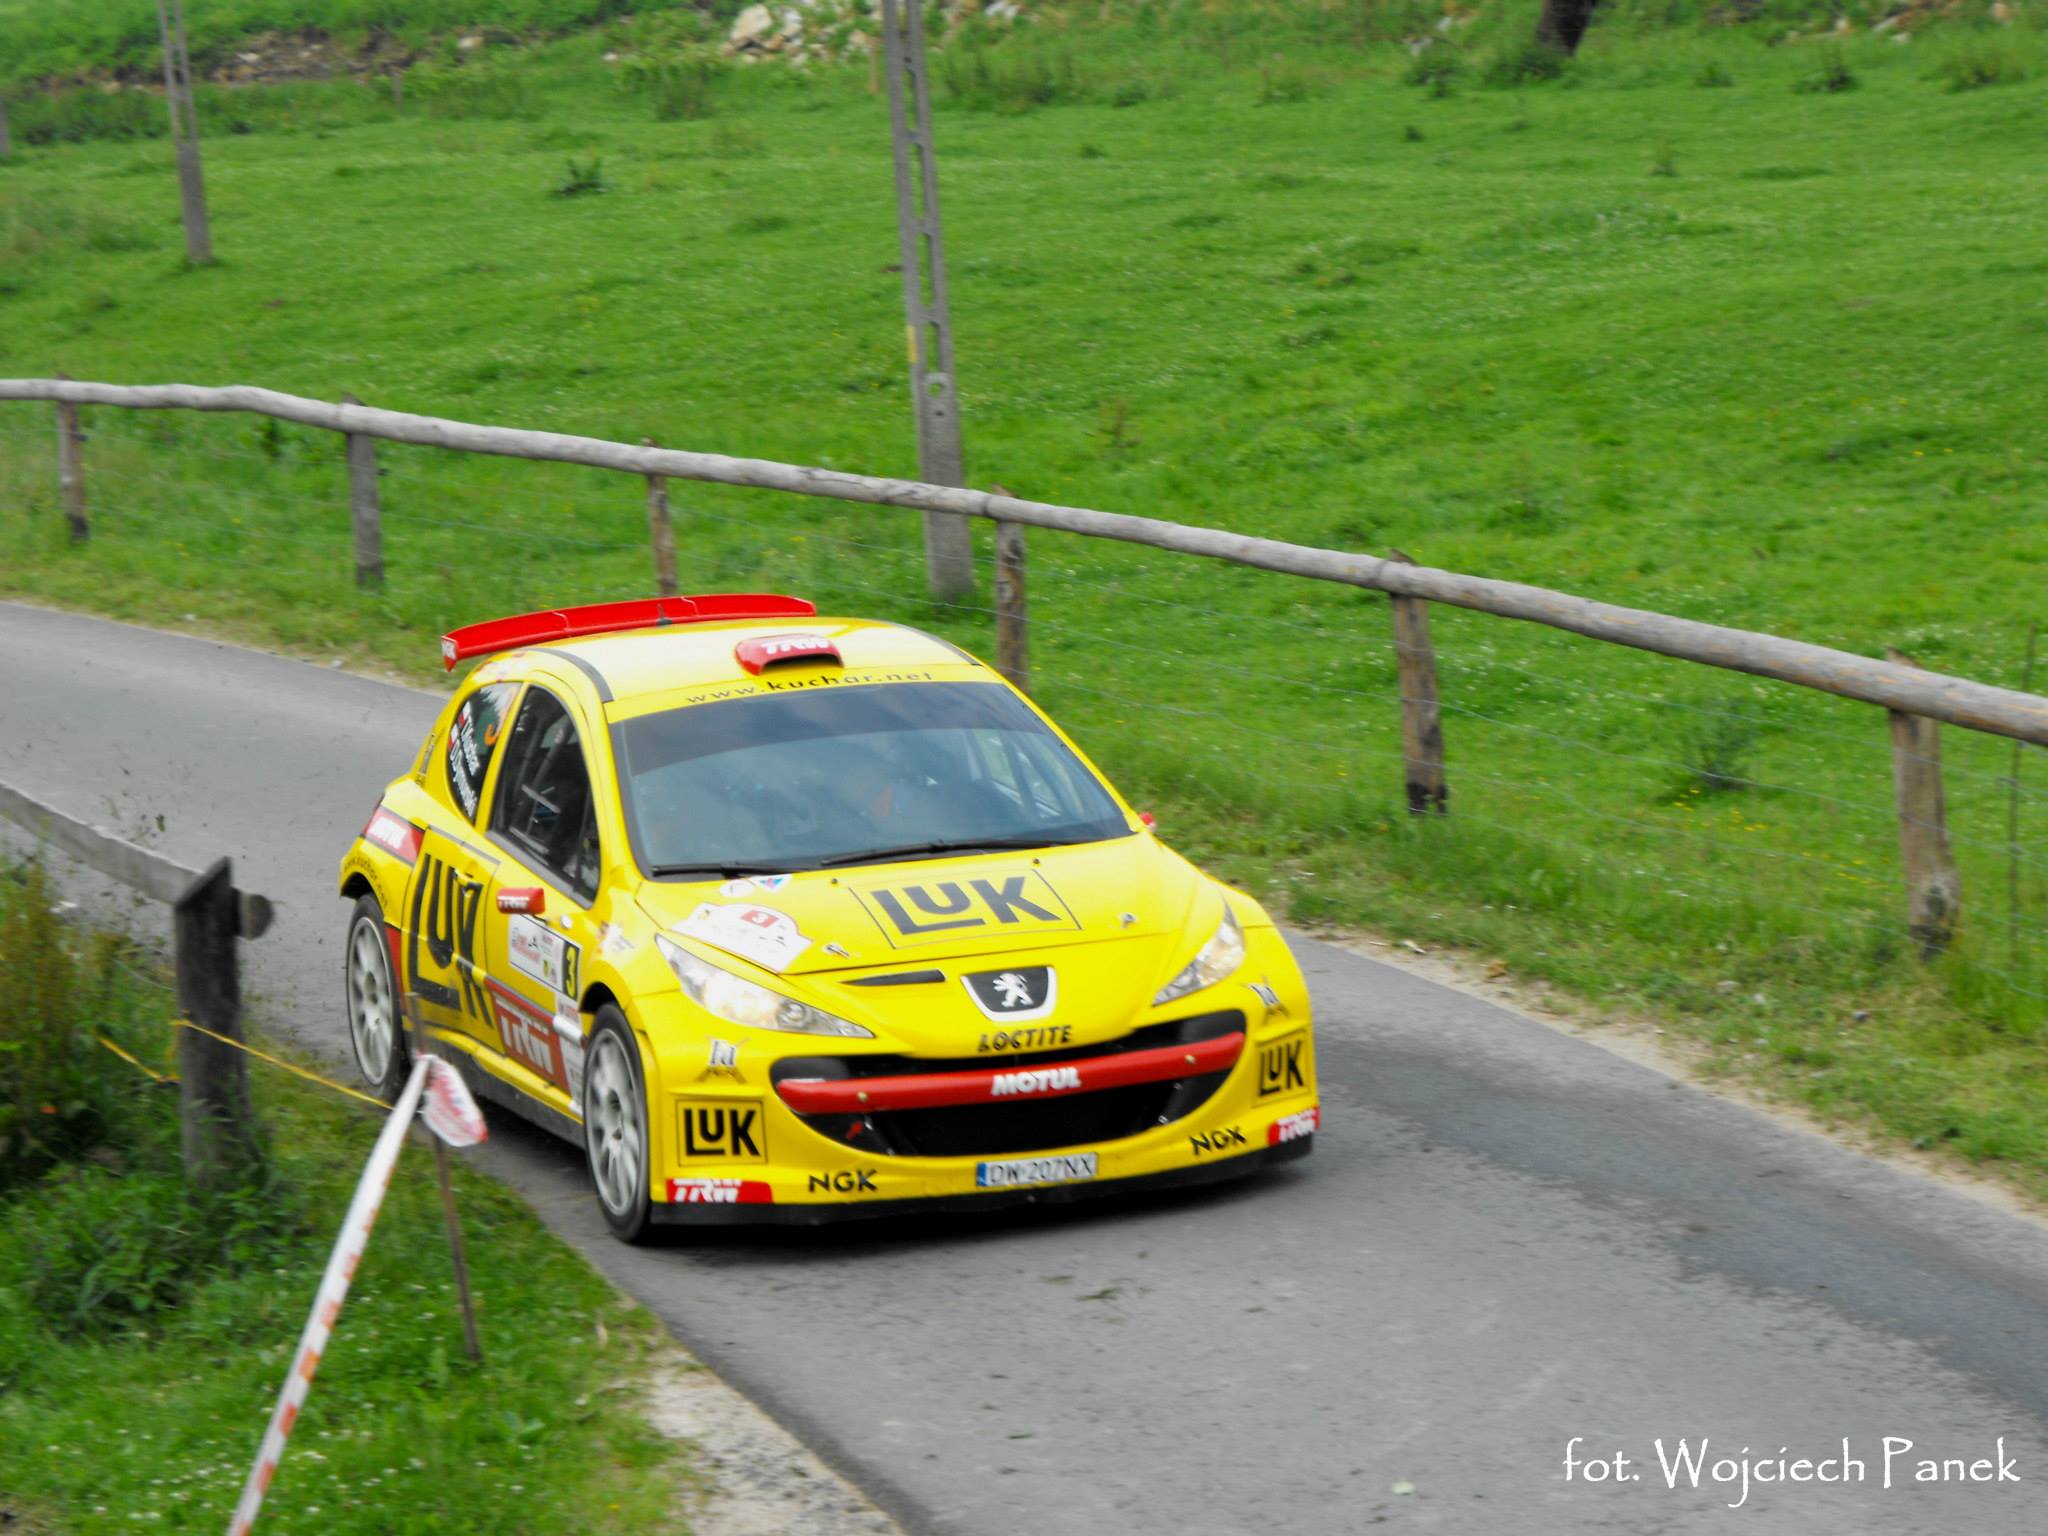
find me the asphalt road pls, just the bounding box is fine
[6,599,2048,1535]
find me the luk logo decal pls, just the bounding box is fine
[962,965,1057,1022]
[853,871,1080,949]
[678,1101,765,1161]
[1189,1125,1247,1156]
[408,853,487,1022]
[807,1169,879,1194]
[1258,1034,1307,1098]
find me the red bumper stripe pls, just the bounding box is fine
[775,1032,1244,1115]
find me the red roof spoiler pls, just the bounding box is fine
[440,595,816,671]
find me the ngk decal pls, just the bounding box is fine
[1189,1125,1248,1156]
[667,1178,773,1205]
[1268,1107,1319,1145]
[989,1065,1082,1098]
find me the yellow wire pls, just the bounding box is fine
[172,1016,393,1110]
[96,1033,177,1085]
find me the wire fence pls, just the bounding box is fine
[2,401,2043,1037]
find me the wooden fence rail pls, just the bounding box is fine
[5,374,2044,964]
[0,777,274,1185]
[5,377,2044,747]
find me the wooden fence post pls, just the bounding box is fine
[1886,647,1961,957]
[1388,549,1446,815]
[992,495,1028,691]
[343,394,384,590]
[642,437,679,598]
[175,857,260,1187]
[54,376,88,543]
[154,0,214,265]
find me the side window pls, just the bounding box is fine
[446,683,518,823]
[491,687,601,902]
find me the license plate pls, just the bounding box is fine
[975,1152,1099,1189]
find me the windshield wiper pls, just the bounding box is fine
[648,860,808,879]
[817,836,1088,869]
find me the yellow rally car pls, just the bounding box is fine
[338,595,1317,1241]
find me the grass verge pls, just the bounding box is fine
[0,861,692,1533]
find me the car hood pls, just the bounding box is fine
[635,833,1210,978]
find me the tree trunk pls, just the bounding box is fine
[1534,0,1600,56]
[0,95,13,160]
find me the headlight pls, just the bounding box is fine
[1153,903,1246,1006]
[654,935,873,1038]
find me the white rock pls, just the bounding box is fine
[458,34,483,51]
[730,4,775,46]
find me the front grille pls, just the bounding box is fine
[772,1011,1243,1159]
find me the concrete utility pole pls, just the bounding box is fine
[879,0,974,600]
[155,0,213,264]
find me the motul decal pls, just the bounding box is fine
[776,1032,1244,1116]
[667,1178,773,1205]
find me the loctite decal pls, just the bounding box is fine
[667,1177,774,1204]
[1268,1106,1319,1145]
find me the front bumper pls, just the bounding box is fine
[643,935,1320,1224]
[651,1129,1314,1226]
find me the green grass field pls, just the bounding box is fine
[3,4,2047,1185]
[0,863,691,1532]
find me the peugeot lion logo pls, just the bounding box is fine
[963,965,1057,1023]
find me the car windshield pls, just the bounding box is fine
[615,682,1132,874]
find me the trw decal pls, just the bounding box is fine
[852,871,1081,949]
[486,979,568,1091]
[668,1178,774,1205]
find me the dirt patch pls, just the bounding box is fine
[641,1348,904,1536]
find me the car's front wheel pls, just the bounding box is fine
[583,1008,653,1243]
[344,894,410,1102]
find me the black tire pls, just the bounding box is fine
[582,1007,654,1244]
[344,893,411,1103]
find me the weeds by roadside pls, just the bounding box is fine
[0,866,688,1531]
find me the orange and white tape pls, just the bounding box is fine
[226,1055,457,1536]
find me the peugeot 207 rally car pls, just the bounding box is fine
[338,594,1317,1241]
